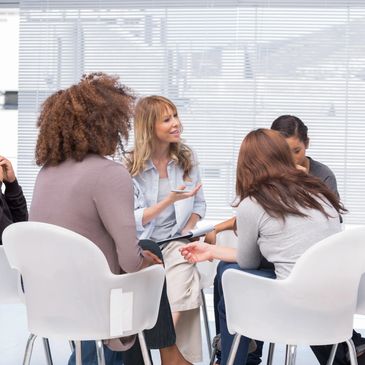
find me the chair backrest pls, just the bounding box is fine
[0,246,21,304]
[2,221,165,340]
[356,273,365,314]
[222,227,365,345]
[287,227,365,308]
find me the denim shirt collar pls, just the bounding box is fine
[143,159,175,172]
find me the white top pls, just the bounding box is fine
[236,196,342,279]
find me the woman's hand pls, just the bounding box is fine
[142,250,163,268]
[0,156,16,183]
[296,164,308,173]
[180,241,213,263]
[166,183,202,204]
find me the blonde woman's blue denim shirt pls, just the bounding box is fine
[133,156,206,240]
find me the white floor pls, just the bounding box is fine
[1,294,364,365]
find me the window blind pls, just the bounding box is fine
[18,0,365,223]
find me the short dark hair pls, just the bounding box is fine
[271,115,309,144]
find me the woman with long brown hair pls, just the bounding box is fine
[180,128,344,365]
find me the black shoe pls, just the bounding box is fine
[358,351,365,365]
[346,343,365,363]
[211,334,257,353]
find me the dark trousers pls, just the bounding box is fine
[213,261,276,365]
[312,331,365,365]
[68,240,175,365]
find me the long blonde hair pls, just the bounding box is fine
[126,95,193,179]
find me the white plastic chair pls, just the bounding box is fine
[197,230,238,358]
[0,246,54,365]
[2,221,165,365]
[222,226,365,365]
[0,246,21,304]
[327,272,365,365]
[197,258,218,357]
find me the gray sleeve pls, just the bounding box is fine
[323,172,339,197]
[236,199,262,269]
[94,164,144,273]
[310,159,339,197]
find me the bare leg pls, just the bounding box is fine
[160,344,193,365]
[172,311,182,327]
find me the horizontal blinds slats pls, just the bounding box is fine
[18,0,365,8]
[18,2,365,223]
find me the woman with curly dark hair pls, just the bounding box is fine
[30,73,191,365]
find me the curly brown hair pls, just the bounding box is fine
[35,72,135,166]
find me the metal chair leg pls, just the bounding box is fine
[209,348,218,365]
[267,343,275,365]
[285,344,297,365]
[346,339,359,365]
[201,288,213,357]
[138,332,152,365]
[75,340,83,365]
[95,340,106,365]
[326,344,338,365]
[69,340,75,351]
[23,333,37,365]
[42,338,54,365]
[226,333,241,365]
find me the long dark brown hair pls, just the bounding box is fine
[235,129,346,219]
[35,72,135,166]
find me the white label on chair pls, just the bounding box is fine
[110,289,133,336]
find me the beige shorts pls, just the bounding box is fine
[162,240,203,363]
[162,240,202,311]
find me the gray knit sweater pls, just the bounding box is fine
[236,196,341,279]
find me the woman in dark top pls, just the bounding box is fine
[0,155,28,244]
[271,115,338,195]
[271,115,365,365]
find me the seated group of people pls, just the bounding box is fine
[1,72,364,365]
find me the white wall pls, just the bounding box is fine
[0,9,19,172]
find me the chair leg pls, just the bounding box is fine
[69,340,76,351]
[201,288,213,357]
[75,340,83,365]
[138,332,152,365]
[226,333,241,365]
[42,338,54,365]
[346,339,358,365]
[209,348,218,365]
[95,340,106,365]
[285,344,297,365]
[267,343,275,365]
[326,344,338,365]
[23,333,37,365]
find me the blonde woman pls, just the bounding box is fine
[125,95,206,363]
